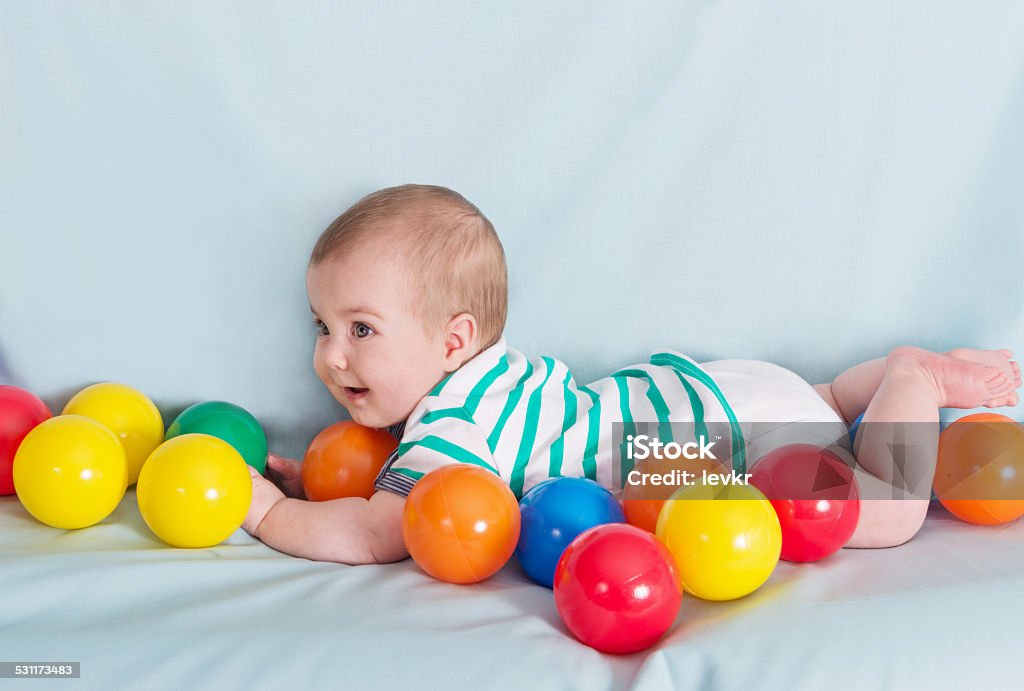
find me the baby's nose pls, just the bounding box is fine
[317,341,350,372]
[328,346,350,371]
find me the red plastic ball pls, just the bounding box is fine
[749,443,860,563]
[0,385,53,495]
[553,523,682,654]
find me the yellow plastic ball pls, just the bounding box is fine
[63,382,164,486]
[656,481,781,601]
[137,434,252,548]
[13,415,128,529]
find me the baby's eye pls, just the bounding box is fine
[352,322,375,339]
[312,319,329,337]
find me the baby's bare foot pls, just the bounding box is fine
[945,347,1021,407]
[888,346,1017,409]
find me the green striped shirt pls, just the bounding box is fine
[376,339,742,499]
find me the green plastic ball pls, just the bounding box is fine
[165,401,268,475]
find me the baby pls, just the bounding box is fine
[242,184,1022,564]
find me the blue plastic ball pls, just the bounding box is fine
[515,477,626,588]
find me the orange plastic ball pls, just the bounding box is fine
[621,454,728,533]
[302,421,398,501]
[402,465,521,584]
[934,413,1024,525]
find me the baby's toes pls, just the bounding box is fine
[985,371,1013,394]
[983,392,1019,408]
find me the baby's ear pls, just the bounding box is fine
[443,312,478,368]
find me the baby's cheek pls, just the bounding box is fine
[312,364,327,385]
[312,354,330,384]
[312,363,343,405]
[391,380,427,418]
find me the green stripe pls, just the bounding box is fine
[428,373,453,397]
[464,355,510,416]
[548,368,576,477]
[613,368,674,443]
[510,357,555,497]
[651,353,747,474]
[667,368,709,441]
[614,377,636,488]
[579,385,601,480]
[397,436,499,474]
[486,360,535,453]
[420,407,475,425]
[391,467,425,481]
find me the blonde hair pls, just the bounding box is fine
[310,184,508,349]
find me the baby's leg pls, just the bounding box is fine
[814,348,1020,424]
[819,347,1019,548]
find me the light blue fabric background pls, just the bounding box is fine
[1,1,1022,459]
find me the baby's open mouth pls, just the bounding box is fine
[345,387,369,396]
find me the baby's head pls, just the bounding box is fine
[306,184,507,428]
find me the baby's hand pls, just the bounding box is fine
[242,466,286,537]
[266,453,306,499]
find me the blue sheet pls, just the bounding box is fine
[2,493,1023,690]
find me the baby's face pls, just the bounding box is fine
[307,245,449,428]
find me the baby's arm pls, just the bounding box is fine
[243,467,408,564]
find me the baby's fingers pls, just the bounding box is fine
[267,453,301,477]
[266,453,306,499]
